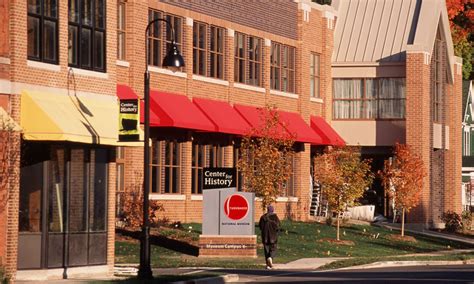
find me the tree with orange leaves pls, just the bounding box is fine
[237,105,295,212]
[446,0,473,79]
[313,147,373,241]
[380,143,426,237]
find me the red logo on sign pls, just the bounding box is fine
[223,194,249,221]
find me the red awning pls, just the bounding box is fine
[277,111,323,144]
[140,91,216,132]
[117,84,139,100]
[310,116,346,146]
[193,98,251,135]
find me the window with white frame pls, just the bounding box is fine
[333,78,405,120]
[192,22,225,79]
[310,53,320,98]
[117,0,126,60]
[464,128,471,156]
[271,42,295,93]
[148,10,183,69]
[234,32,263,87]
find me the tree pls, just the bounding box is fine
[446,0,474,79]
[313,147,374,241]
[380,143,426,237]
[237,106,295,211]
[0,110,21,214]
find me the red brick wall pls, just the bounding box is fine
[117,1,332,222]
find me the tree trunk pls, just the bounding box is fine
[336,212,340,241]
[401,208,405,237]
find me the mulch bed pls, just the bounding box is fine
[318,238,355,246]
[386,234,417,243]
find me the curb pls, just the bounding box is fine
[335,260,474,270]
[170,273,239,284]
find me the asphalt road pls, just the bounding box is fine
[213,265,474,283]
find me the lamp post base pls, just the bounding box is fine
[138,226,153,279]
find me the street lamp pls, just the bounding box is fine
[139,18,185,279]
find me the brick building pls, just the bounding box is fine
[0,0,463,281]
[331,0,463,228]
[114,0,338,225]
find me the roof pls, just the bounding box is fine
[332,0,456,80]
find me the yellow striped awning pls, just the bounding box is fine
[21,90,141,146]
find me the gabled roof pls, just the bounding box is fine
[463,81,473,124]
[332,0,456,81]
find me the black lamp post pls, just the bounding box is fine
[139,18,185,279]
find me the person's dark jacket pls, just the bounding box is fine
[259,213,281,244]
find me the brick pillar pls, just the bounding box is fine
[5,94,21,280]
[406,50,432,226]
[263,39,271,105]
[107,156,117,276]
[444,59,463,215]
[182,141,192,222]
[294,145,311,221]
[226,28,234,103]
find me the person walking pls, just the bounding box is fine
[259,205,281,269]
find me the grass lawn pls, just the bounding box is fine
[115,221,474,269]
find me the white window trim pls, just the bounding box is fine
[270,89,298,99]
[148,66,187,78]
[192,74,229,86]
[70,67,108,79]
[27,60,61,72]
[0,57,10,65]
[116,60,130,67]
[255,196,299,202]
[149,194,186,201]
[234,82,265,93]
[191,195,203,201]
[310,97,323,103]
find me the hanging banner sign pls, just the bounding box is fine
[118,99,140,142]
[202,167,236,190]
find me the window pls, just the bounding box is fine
[279,153,295,197]
[193,23,225,79]
[432,29,444,123]
[148,10,183,69]
[234,32,263,86]
[117,0,126,60]
[310,53,320,98]
[271,42,295,93]
[27,0,59,64]
[333,78,405,119]
[191,143,225,194]
[151,140,182,194]
[68,0,106,72]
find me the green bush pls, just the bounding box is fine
[442,211,463,233]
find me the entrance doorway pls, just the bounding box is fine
[18,144,108,269]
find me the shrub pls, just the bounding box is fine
[441,211,463,233]
[119,175,165,229]
[462,210,472,232]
